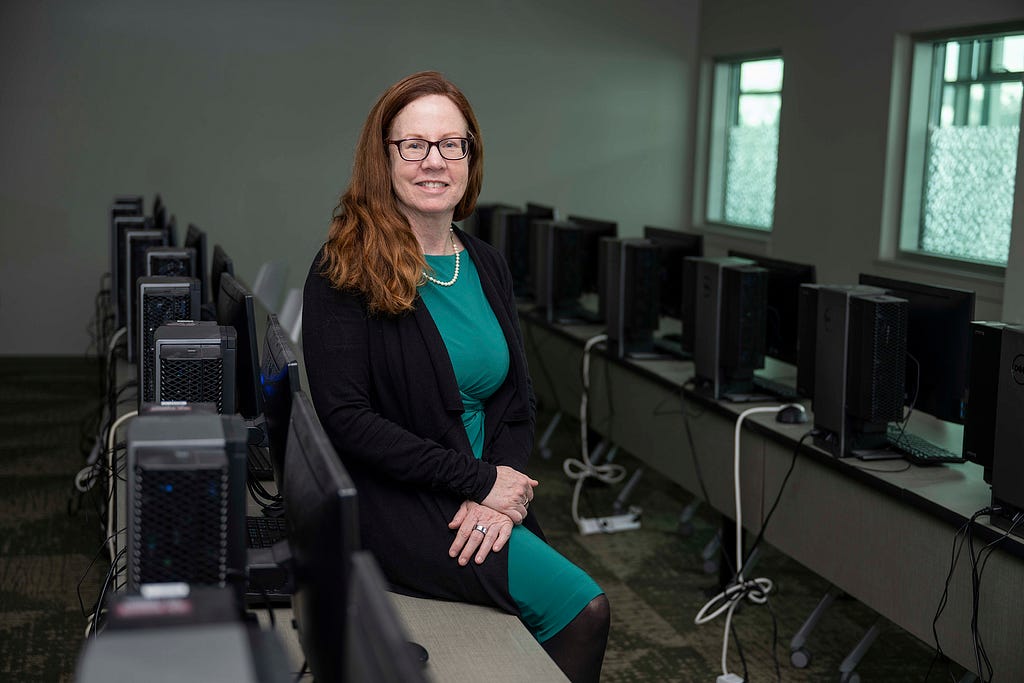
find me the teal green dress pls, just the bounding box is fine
[420,249,603,642]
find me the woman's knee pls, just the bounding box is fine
[584,594,611,634]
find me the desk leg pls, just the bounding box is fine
[717,515,744,589]
[537,411,562,460]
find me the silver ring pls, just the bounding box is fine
[524,499,530,508]
[473,524,488,535]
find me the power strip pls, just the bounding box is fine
[578,513,641,535]
[716,674,744,683]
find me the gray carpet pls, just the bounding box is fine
[0,357,964,681]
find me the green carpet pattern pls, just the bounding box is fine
[0,358,107,682]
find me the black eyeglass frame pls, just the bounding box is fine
[386,137,472,161]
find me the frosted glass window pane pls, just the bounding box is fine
[740,58,783,91]
[724,124,779,229]
[996,35,1024,72]
[920,125,1019,264]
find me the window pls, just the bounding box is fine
[706,56,784,230]
[900,30,1023,266]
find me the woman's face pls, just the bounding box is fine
[388,94,470,229]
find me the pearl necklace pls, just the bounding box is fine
[423,227,460,287]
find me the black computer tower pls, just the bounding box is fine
[531,220,583,323]
[110,213,145,329]
[796,284,886,399]
[126,412,247,597]
[124,229,169,363]
[604,238,661,359]
[688,256,765,399]
[494,212,534,301]
[137,277,202,407]
[991,325,1024,531]
[154,321,237,414]
[812,287,908,457]
[963,321,1013,484]
[146,246,197,279]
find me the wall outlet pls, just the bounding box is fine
[578,513,641,535]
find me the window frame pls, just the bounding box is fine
[896,25,1024,270]
[703,51,785,233]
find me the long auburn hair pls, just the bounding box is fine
[321,71,484,316]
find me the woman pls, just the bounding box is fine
[302,71,610,682]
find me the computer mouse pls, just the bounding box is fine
[776,403,808,424]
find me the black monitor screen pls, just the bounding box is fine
[217,272,263,419]
[345,551,429,683]
[185,224,210,304]
[260,313,301,487]
[568,215,617,295]
[643,227,704,320]
[858,274,975,424]
[284,391,359,683]
[729,251,816,365]
[211,244,235,310]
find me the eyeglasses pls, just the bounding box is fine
[388,137,471,161]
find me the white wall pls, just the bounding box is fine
[689,0,1024,322]
[0,0,699,354]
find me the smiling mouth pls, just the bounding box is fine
[416,181,449,188]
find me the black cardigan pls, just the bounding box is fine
[302,228,541,614]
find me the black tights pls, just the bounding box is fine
[541,594,611,683]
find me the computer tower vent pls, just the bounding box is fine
[131,453,230,587]
[847,294,907,424]
[138,278,201,406]
[154,322,236,414]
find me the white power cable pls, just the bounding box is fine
[695,404,785,676]
[106,410,137,562]
[562,333,626,526]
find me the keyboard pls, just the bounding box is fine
[752,375,801,400]
[247,514,288,549]
[248,445,274,481]
[886,424,966,465]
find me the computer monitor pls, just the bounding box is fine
[283,391,360,683]
[525,202,555,221]
[152,194,166,231]
[260,313,301,487]
[858,274,975,424]
[164,214,178,249]
[217,272,263,420]
[566,215,617,295]
[211,244,235,310]
[464,202,518,243]
[185,224,210,304]
[642,227,704,321]
[345,551,429,683]
[729,251,816,365]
